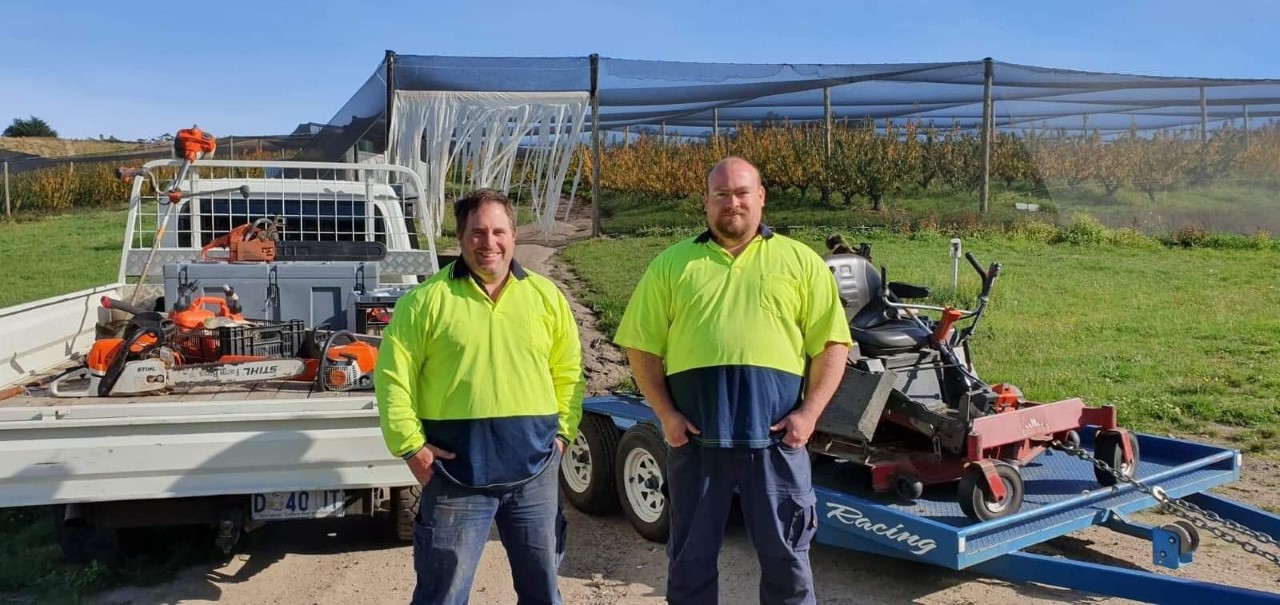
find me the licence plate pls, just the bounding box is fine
[250,489,345,520]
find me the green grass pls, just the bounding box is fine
[0,508,220,603]
[0,208,129,307]
[0,508,112,603]
[1048,182,1280,236]
[562,229,1280,447]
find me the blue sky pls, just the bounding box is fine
[2,0,1276,140]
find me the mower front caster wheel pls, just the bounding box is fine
[1094,431,1141,487]
[891,473,924,501]
[958,461,1024,522]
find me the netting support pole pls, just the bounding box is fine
[661,122,666,140]
[979,57,993,214]
[713,108,719,145]
[3,161,10,219]
[1244,104,1250,143]
[623,126,629,147]
[384,50,397,161]
[823,86,832,205]
[1199,86,1208,144]
[590,53,602,238]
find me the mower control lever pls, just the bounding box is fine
[965,253,1002,298]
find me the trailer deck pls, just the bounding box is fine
[582,395,1280,604]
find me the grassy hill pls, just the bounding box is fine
[0,137,150,158]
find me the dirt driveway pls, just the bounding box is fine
[92,217,1280,604]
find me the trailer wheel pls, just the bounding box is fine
[1094,432,1140,487]
[559,413,621,514]
[392,486,421,542]
[958,461,1024,522]
[615,423,670,543]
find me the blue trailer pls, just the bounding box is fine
[559,394,1280,605]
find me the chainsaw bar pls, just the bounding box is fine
[167,359,306,387]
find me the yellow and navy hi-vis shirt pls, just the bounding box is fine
[614,225,854,448]
[373,259,585,488]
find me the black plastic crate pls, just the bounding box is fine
[174,319,307,361]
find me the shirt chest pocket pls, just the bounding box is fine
[759,274,804,324]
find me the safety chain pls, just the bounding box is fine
[1053,439,1280,568]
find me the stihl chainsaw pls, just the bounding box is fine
[48,297,304,398]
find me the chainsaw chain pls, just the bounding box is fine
[1053,439,1280,568]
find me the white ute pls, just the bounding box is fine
[0,159,441,561]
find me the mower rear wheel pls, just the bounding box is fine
[1094,432,1140,487]
[958,461,1024,522]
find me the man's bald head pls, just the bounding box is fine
[706,156,762,191]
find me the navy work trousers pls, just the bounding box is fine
[665,443,819,605]
[410,449,566,605]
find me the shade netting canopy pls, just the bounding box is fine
[302,53,1280,158]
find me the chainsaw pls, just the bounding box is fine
[312,330,379,392]
[48,297,304,398]
[200,217,283,262]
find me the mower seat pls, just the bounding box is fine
[851,300,931,356]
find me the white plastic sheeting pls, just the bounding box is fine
[389,90,588,236]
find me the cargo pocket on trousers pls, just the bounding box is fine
[787,491,818,552]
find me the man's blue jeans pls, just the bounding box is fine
[411,450,566,605]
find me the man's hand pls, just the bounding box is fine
[656,410,701,447]
[556,437,567,454]
[770,409,818,449]
[405,444,456,486]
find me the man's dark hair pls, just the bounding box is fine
[454,188,517,237]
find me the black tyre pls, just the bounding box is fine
[392,485,421,542]
[614,423,670,543]
[892,473,925,501]
[958,461,1024,522]
[52,505,119,564]
[1094,431,1140,487]
[560,413,622,514]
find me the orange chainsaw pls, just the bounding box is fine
[200,217,282,262]
[48,297,305,398]
[310,330,379,392]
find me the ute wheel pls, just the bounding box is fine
[1094,432,1141,487]
[958,461,1024,522]
[392,485,421,542]
[615,423,670,543]
[52,505,119,564]
[559,413,622,514]
[892,473,925,501]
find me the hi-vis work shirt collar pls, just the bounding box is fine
[450,258,530,282]
[693,223,775,245]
